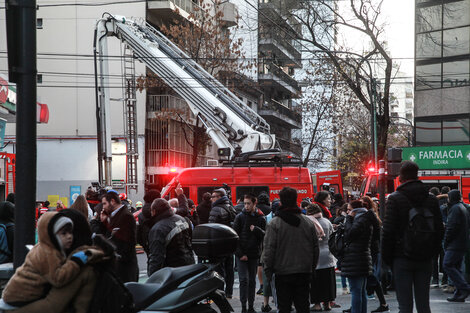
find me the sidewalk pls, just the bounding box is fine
[226,274,470,313]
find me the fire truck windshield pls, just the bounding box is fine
[161,178,177,198]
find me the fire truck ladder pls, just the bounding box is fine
[122,45,139,191]
[95,14,275,157]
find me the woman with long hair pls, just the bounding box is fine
[314,191,333,219]
[307,203,337,311]
[70,195,92,221]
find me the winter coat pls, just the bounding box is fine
[444,190,470,251]
[208,196,236,226]
[263,207,319,278]
[369,211,381,258]
[136,202,153,254]
[310,215,336,269]
[60,208,93,254]
[148,209,194,275]
[196,200,212,224]
[257,193,272,216]
[3,212,104,305]
[0,200,15,259]
[234,203,244,215]
[233,209,266,259]
[381,180,444,267]
[90,205,138,283]
[340,210,374,277]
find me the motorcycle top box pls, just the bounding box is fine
[192,223,238,259]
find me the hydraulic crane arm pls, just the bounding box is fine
[94,14,276,171]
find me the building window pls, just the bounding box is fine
[415,120,442,145]
[36,18,43,29]
[415,115,470,146]
[415,0,470,90]
[443,118,470,145]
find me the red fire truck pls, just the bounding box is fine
[360,145,470,203]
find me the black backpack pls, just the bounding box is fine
[87,268,134,313]
[403,205,438,261]
[328,222,347,259]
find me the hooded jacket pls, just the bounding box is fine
[148,199,194,275]
[444,190,470,251]
[3,212,82,304]
[262,206,319,278]
[196,199,212,224]
[233,208,266,259]
[381,180,444,266]
[208,196,236,226]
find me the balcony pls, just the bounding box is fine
[259,30,302,68]
[258,99,302,129]
[147,0,196,24]
[276,136,303,157]
[258,62,301,96]
[220,2,238,27]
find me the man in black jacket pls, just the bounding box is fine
[93,191,139,283]
[136,189,161,256]
[382,161,444,313]
[443,190,470,302]
[147,198,194,275]
[208,188,236,298]
[233,194,266,313]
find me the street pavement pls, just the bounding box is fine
[137,253,470,312]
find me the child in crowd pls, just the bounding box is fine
[3,212,102,313]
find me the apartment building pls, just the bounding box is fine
[415,0,470,146]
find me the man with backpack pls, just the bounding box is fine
[208,187,236,298]
[442,190,470,302]
[382,161,444,313]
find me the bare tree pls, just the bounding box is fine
[137,0,255,166]
[288,0,394,160]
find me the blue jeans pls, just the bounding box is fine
[236,257,258,307]
[443,250,470,294]
[347,276,367,313]
[393,258,431,313]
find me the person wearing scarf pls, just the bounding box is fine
[314,191,333,219]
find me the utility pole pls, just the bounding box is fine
[6,0,37,268]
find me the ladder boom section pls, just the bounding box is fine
[96,15,275,154]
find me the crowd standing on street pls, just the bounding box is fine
[4,158,470,313]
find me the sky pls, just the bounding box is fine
[336,0,415,79]
[382,0,415,77]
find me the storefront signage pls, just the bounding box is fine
[402,145,470,169]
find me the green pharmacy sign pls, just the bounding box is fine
[402,145,470,170]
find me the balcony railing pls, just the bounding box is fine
[149,0,195,15]
[147,95,194,122]
[261,99,302,125]
[259,30,302,65]
[258,62,300,93]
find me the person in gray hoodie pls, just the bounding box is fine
[443,189,470,302]
[263,187,319,313]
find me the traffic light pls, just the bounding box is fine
[387,148,402,177]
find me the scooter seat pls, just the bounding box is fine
[126,263,207,310]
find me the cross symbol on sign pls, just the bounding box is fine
[410,154,416,162]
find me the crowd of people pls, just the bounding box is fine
[0,160,469,313]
